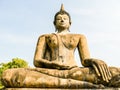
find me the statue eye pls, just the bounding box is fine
[64,18,67,20]
[56,18,61,20]
[56,16,62,20]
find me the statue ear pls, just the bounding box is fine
[69,21,71,25]
[53,21,56,25]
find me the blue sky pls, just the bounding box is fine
[0,0,120,67]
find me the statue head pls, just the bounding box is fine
[53,4,71,31]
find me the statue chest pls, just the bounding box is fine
[46,34,79,49]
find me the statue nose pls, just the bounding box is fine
[61,20,64,22]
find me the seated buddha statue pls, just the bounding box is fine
[2,4,120,88]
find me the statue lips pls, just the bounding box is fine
[60,22,65,25]
[59,22,67,28]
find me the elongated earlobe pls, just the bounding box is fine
[53,21,55,25]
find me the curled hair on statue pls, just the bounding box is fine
[53,4,71,32]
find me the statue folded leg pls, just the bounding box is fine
[27,66,120,85]
[2,68,104,88]
[1,67,120,88]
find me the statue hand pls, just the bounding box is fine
[51,61,77,70]
[51,62,69,69]
[91,59,112,82]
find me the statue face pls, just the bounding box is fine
[55,14,70,31]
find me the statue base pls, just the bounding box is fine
[3,88,120,90]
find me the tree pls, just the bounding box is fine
[0,58,29,89]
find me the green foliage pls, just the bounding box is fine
[0,81,4,90]
[9,58,28,68]
[0,58,29,89]
[0,58,28,76]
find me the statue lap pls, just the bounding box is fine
[1,66,120,88]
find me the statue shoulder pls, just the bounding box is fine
[38,34,51,39]
[79,34,87,39]
[70,33,87,39]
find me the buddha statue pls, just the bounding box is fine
[1,4,120,88]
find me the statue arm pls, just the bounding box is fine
[34,35,49,67]
[78,34,91,67]
[78,34,112,82]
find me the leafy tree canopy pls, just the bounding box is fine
[0,58,28,77]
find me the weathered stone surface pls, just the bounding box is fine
[1,4,120,89]
[4,88,120,90]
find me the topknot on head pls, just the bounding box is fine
[60,4,64,12]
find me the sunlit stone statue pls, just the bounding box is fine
[2,4,120,88]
